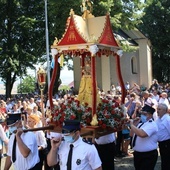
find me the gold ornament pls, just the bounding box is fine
[90,114,98,126]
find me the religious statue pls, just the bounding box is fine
[80,0,94,19]
[77,56,100,108]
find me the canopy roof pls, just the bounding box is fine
[51,9,120,53]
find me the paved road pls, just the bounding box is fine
[1,154,161,170]
[115,155,161,170]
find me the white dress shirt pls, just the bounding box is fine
[7,132,40,170]
[95,133,116,145]
[156,114,170,142]
[133,119,158,152]
[34,131,47,149]
[58,137,102,170]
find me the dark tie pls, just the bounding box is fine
[132,123,144,147]
[67,144,74,170]
[12,136,17,162]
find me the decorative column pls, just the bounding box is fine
[89,45,99,125]
[91,55,97,117]
[101,55,111,92]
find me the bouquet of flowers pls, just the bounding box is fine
[51,96,92,127]
[96,97,126,130]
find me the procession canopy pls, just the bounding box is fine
[51,5,120,53]
[51,5,121,108]
[49,1,126,139]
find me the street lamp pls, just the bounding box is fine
[44,0,50,87]
[37,67,46,126]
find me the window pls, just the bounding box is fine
[131,56,137,74]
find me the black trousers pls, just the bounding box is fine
[28,162,42,170]
[115,131,123,155]
[45,138,60,170]
[95,142,115,170]
[159,139,170,170]
[133,149,158,170]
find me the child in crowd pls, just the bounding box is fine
[122,113,132,157]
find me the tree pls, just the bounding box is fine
[0,0,46,98]
[17,75,35,93]
[139,0,170,82]
[59,85,70,91]
[48,0,145,39]
[94,0,145,30]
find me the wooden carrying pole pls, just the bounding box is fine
[23,125,54,133]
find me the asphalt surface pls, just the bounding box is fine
[115,154,161,170]
[1,153,161,170]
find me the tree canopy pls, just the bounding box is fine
[0,0,45,97]
[139,0,170,82]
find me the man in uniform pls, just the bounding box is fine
[47,120,102,170]
[156,103,170,170]
[4,113,40,170]
[130,105,158,170]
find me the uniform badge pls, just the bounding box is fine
[76,159,81,165]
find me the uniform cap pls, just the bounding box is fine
[6,113,22,126]
[142,105,155,114]
[62,120,80,134]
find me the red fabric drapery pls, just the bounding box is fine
[48,54,59,110]
[115,54,126,104]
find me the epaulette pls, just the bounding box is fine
[82,138,93,145]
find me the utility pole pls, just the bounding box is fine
[45,0,50,87]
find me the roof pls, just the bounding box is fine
[121,29,151,46]
[51,10,120,53]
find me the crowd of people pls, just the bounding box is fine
[0,79,170,170]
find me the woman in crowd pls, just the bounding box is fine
[0,123,9,167]
[27,114,47,170]
[33,106,43,127]
[121,113,132,157]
